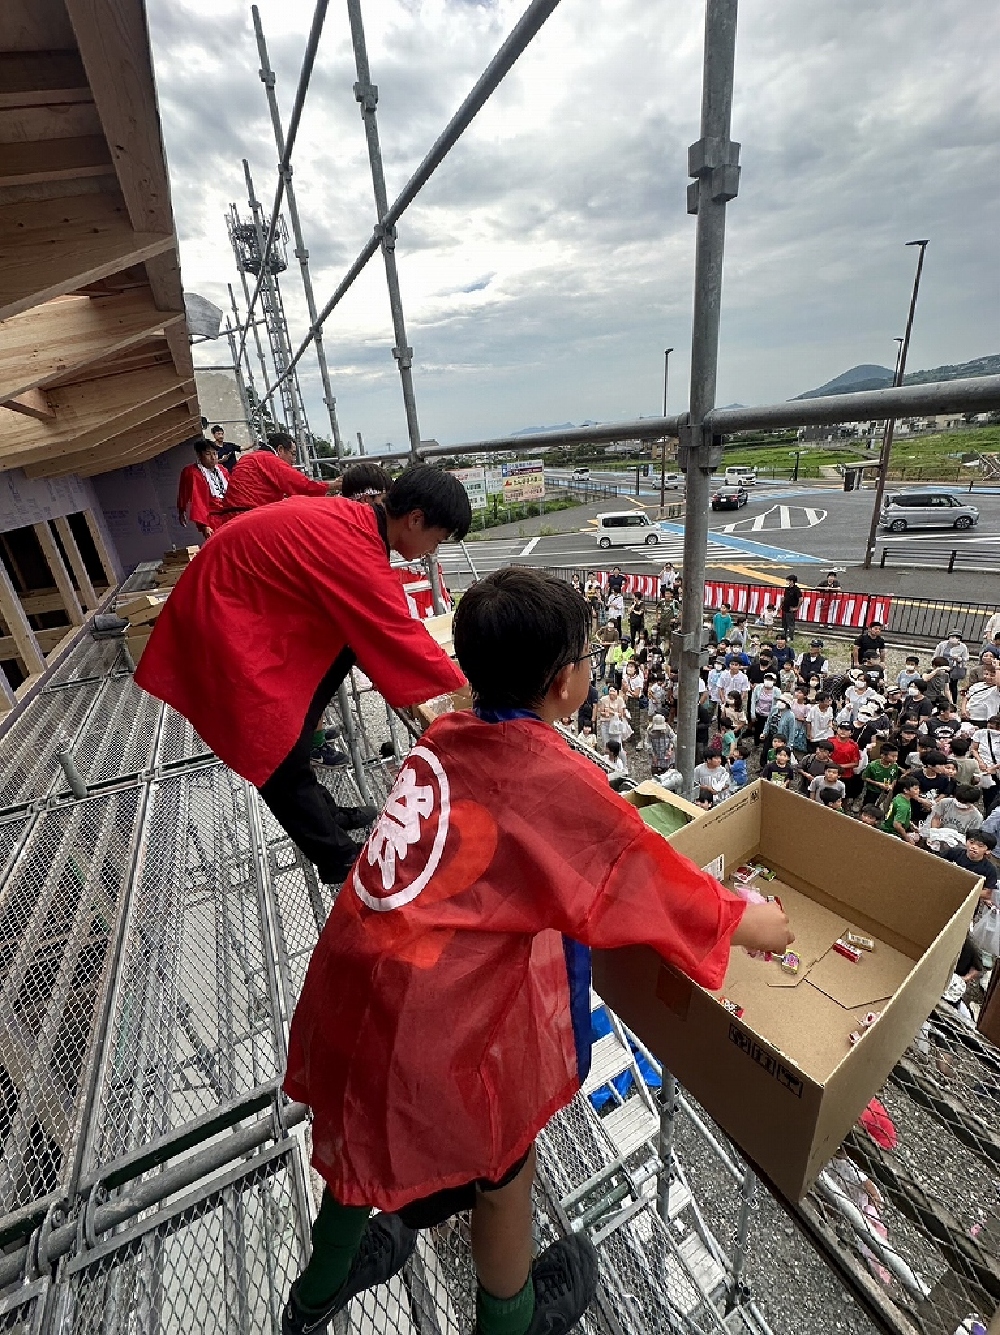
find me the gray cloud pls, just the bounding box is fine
[149,0,999,449]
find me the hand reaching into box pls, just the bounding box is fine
[733,901,794,955]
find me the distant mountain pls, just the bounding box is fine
[795,355,1000,400]
[510,421,599,435]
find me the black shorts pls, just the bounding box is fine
[395,1145,533,1230]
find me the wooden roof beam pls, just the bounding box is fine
[0,134,114,188]
[0,366,194,467]
[0,190,173,322]
[1,388,55,421]
[0,286,183,404]
[78,424,196,478]
[23,403,196,477]
[0,52,90,110]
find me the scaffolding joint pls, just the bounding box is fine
[374,220,397,253]
[392,344,414,370]
[353,78,379,112]
[259,68,276,90]
[687,135,741,211]
[677,420,724,472]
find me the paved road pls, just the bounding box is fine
[446,476,1000,594]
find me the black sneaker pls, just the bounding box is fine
[333,805,378,830]
[282,1213,417,1335]
[525,1234,599,1335]
[319,839,362,885]
[311,744,349,770]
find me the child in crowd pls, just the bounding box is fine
[280,567,792,1335]
[809,763,846,804]
[859,805,883,827]
[897,656,922,691]
[862,743,900,809]
[606,738,629,778]
[819,788,844,810]
[730,738,754,789]
[882,775,922,843]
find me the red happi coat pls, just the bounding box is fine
[211,448,327,526]
[283,712,744,1212]
[135,497,465,786]
[176,462,229,530]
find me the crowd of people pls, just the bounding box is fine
[566,564,1000,912]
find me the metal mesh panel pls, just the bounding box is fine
[156,707,212,766]
[0,791,142,1217]
[0,1280,44,1334]
[45,638,125,689]
[0,681,102,809]
[54,677,162,789]
[61,1149,305,1335]
[87,766,280,1171]
[258,803,331,1006]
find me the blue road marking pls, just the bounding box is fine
[654,522,827,564]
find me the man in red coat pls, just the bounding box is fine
[176,438,230,538]
[210,430,338,526]
[137,465,471,884]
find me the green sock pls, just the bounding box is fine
[312,729,325,750]
[296,1190,371,1312]
[477,1277,535,1335]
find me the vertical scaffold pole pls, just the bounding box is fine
[675,0,740,788]
[253,7,345,462]
[346,0,445,612]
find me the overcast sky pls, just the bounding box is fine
[148,0,999,451]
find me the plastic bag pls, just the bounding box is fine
[970,905,1000,958]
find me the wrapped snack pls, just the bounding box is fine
[720,997,745,1019]
[833,939,862,963]
[861,1011,881,1029]
[780,951,800,975]
[849,1030,864,1046]
[844,932,875,952]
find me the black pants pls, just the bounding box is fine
[781,609,797,641]
[259,649,361,882]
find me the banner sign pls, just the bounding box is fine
[451,462,545,508]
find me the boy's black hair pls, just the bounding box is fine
[972,829,998,851]
[341,462,392,499]
[737,738,754,756]
[453,568,590,710]
[923,750,947,767]
[954,784,981,804]
[211,423,223,433]
[879,743,898,755]
[900,773,921,791]
[815,739,834,752]
[818,787,842,806]
[267,431,295,451]
[860,804,882,822]
[385,464,472,540]
[606,740,622,757]
[194,438,214,457]
[951,736,971,756]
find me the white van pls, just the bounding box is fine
[596,511,660,548]
[724,465,756,486]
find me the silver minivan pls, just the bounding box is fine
[880,490,979,532]
[595,510,660,547]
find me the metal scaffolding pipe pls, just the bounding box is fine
[253,6,345,461]
[260,0,563,405]
[235,0,331,373]
[676,0,740,788]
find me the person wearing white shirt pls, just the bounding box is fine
[716,664,749,710]
[806,692,835,748]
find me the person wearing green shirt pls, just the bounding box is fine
[863,744,901,806]
[605,638,634,690]
[713,604,734,645]
[881,776,921,843]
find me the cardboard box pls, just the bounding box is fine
[592,781,981,1201]
[125,627,152,663]
[413,683,473,730]
[423,612,455,657]
[160,545,200,566]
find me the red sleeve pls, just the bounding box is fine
[187,472,212,526]
[176,464,194,513]
[265,454,328,498]
[299,513,465,706]
[572,827,745,990]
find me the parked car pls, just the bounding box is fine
[711,485,748,511]
[724,465,757,486]
[879,490,979,532]
[660,472,684,489]
[595,510,661,547]
[572,466,591,479]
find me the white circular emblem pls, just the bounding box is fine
[353,745,450,912]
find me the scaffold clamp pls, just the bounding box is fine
[678,421,724,471]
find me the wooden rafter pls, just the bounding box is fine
[0,134,114,188]
[53,516,98,609]
[0,190,173,322]
[0,52,90,111]
[23,404,198,477]
[0,371,195,471]
[33,520,84,626]
[0,288,183,401]
[1,388,55,420]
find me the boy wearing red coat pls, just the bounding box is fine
[176,438,230,538]
[210,430,337,526]
[280,568,794,1335]
[137,465,471,885]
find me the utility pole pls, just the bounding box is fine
[659,347,674,517]
[675,0,740,788]
[347,0,444,612]
[253,6,345,461]
[863,240,929,569]
[357,431,365,456]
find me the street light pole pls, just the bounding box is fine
[659,347,674,517]
[863,239,929,568]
